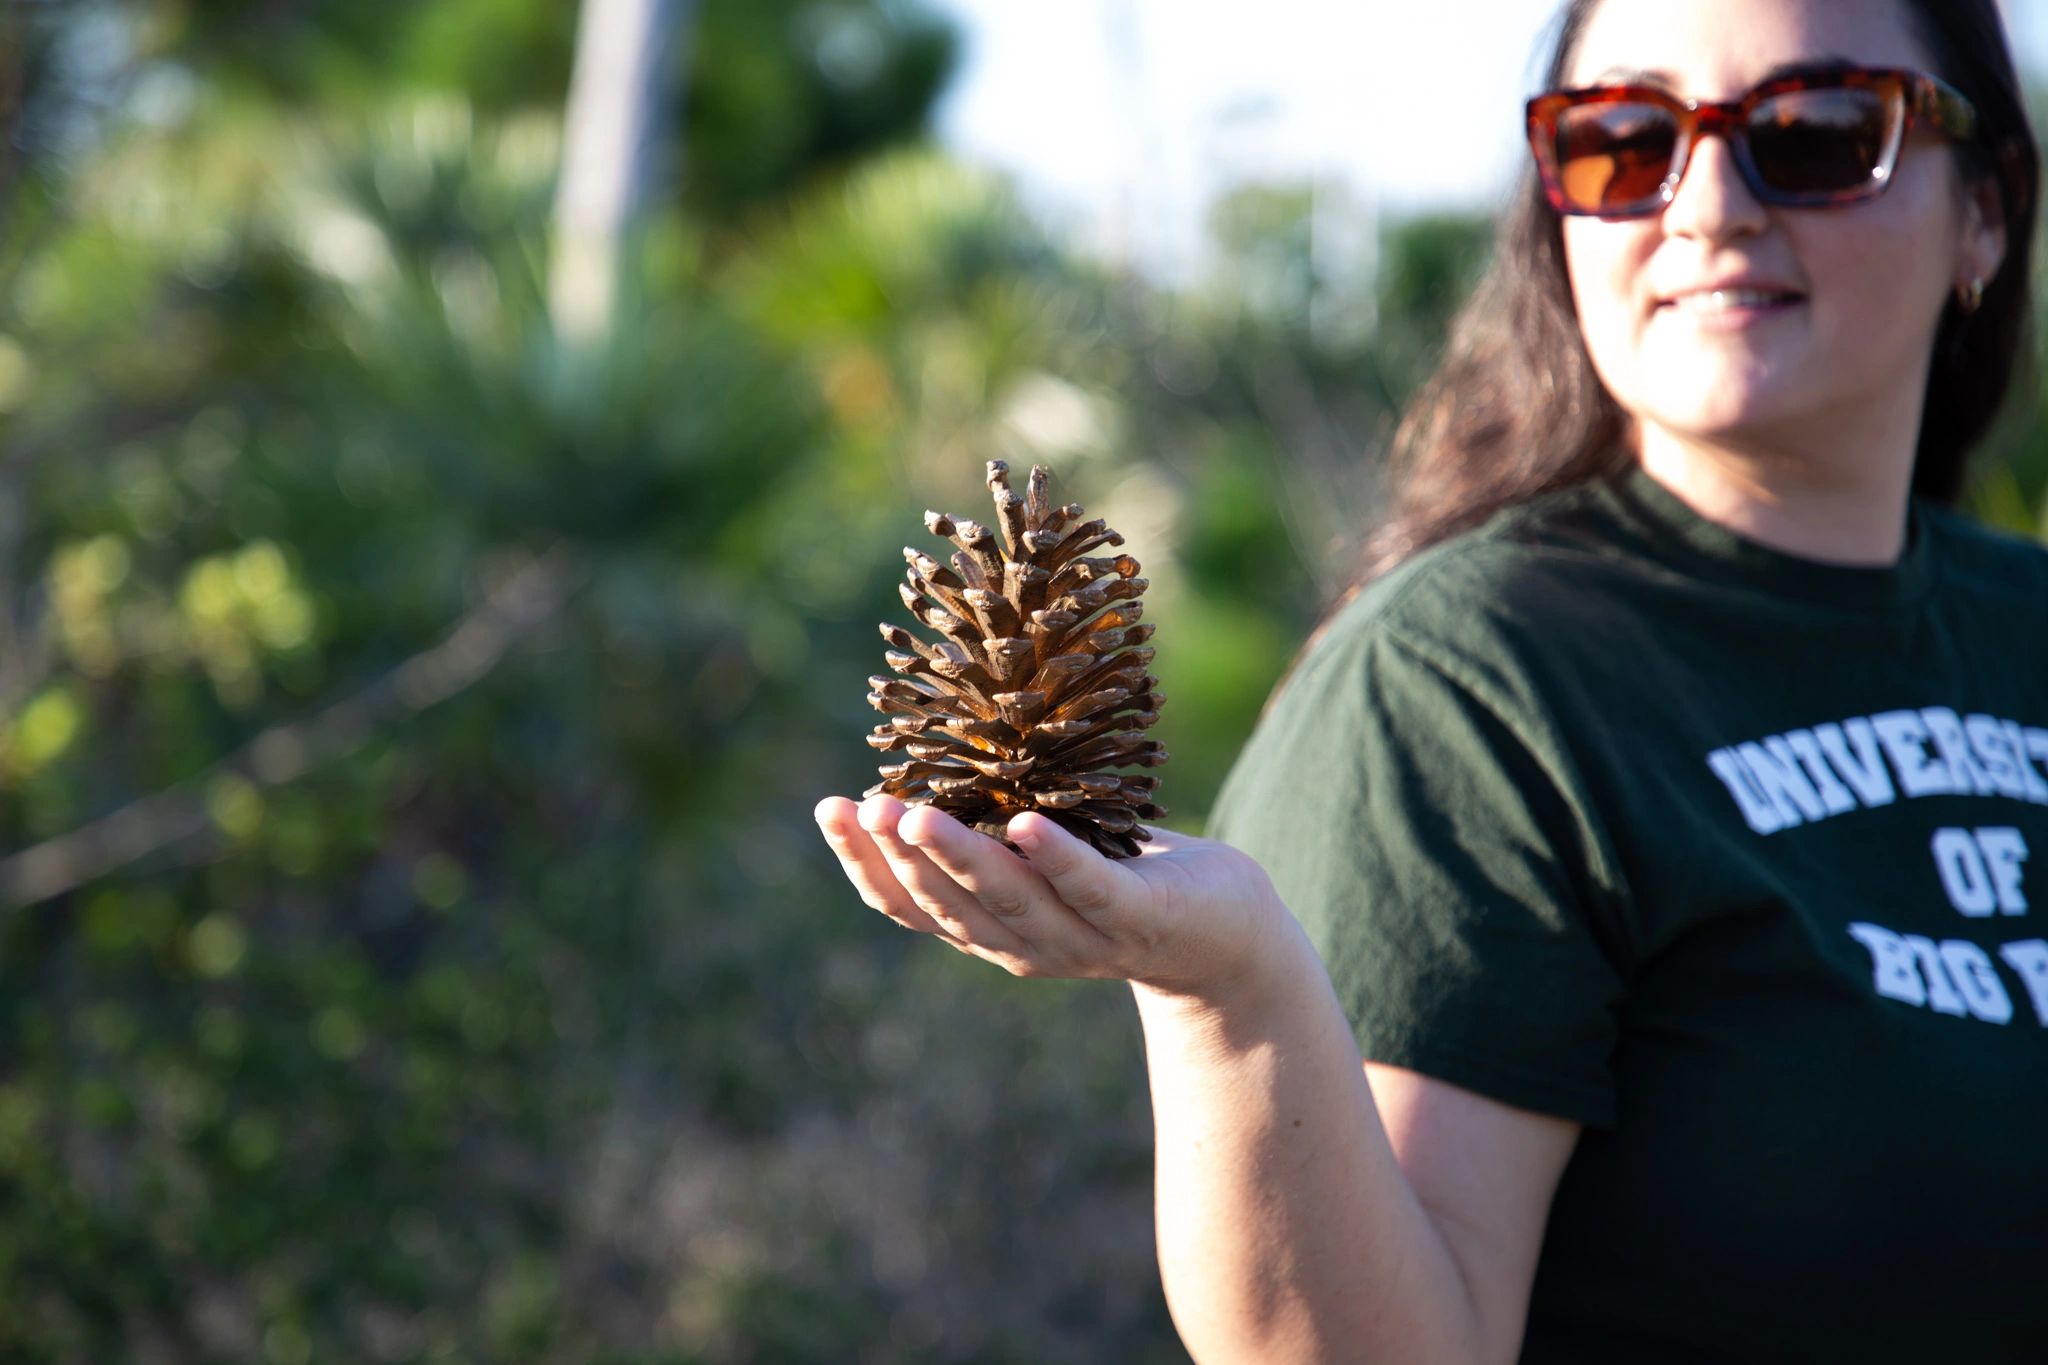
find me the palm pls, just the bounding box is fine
[815,795,1286,996]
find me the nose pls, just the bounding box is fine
[1660,132,1768,241]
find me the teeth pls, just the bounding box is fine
[1671,289,1795,313]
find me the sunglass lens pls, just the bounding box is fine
[1553,101,1680,214]
[1747,87,1899,199]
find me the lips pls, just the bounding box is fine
[1656,284,1807,314]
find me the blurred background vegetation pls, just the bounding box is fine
[0,2,2042,1361]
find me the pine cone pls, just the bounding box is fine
[864,460,1167,859]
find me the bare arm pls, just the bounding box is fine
[1139,944,1578,1363]
[816,795,1578,1363]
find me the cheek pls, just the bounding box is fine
[1796,213,1952,360]
[1561,226,1651,390]
[1807,158,1966,320]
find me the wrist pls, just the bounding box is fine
[1129,896,1323,1027]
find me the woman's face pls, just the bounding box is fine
[1559,0,2004,457]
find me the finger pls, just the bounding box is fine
[901,803,1116,956]
[814,796,960,940]
[1129,823,1198,856]
[1005,811,1153,925]
[859,796,1031,955]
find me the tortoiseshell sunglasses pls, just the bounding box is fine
[1526,66,1980,218]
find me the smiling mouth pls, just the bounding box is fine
[1659,289,1807,315]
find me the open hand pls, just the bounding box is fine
[813,794,1292,1002]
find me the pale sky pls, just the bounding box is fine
[928,0,2048,277]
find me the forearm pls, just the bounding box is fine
[814,796,1507,1358]
[1133,921,1485,1365]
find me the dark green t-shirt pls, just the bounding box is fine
[1208,466,2048,1363]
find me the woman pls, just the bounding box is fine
[816,0,2048,1358]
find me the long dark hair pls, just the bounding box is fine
[1350,0,2041,588]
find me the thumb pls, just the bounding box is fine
[1007,812,1146,920]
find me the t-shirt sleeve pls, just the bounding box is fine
[1207,616,1630,1128]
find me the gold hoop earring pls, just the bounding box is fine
[1959,278,1987,314]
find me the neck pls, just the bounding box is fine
[1635,424,1916,567]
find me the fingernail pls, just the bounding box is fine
[1012,827,1041,853]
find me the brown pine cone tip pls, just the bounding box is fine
[863,460,1168,860]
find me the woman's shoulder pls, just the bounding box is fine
[1312,483,1624,674]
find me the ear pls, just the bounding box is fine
[1956,172,2008,297]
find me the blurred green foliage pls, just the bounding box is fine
[0,4,2042,1362]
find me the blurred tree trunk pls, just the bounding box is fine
[550,0,693,343]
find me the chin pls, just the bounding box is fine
[1639,360,1811,427]
[1641,393,1786,439]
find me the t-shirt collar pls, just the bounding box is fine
[1603,462,1936,614]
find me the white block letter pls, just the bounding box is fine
[1815,719,1897,807]
[1922,707,1997,795]
[1933,827,1997,917]
[1997,940,2048,1025]
[1938,940,2013,1024]
[1903,935,1970,1016]
[1847,923,1926,1007]
[1975,827,2029,915]
[1872,711,1956,797]
[2007,722,2048,803]
[1738,740,1827,824]
[1965,715,2029,799]
[1708,748,1788,834]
